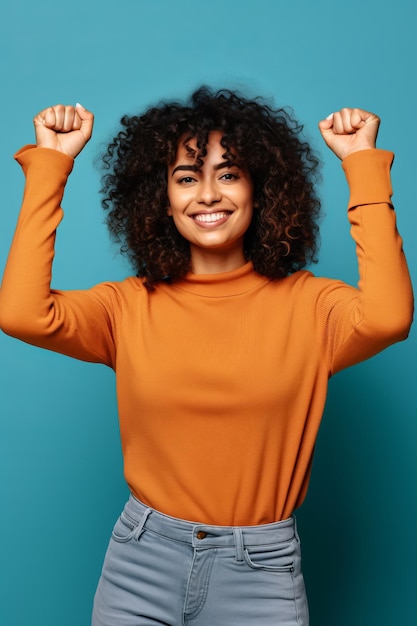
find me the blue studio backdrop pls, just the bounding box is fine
[0,1,415,624]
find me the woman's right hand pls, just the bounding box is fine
[33,103,94,158]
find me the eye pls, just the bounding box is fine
[220,172,239,181]
[178,176,196,184]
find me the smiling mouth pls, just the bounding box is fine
[192,211,232,224]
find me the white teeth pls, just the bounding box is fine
[194,212,229,223]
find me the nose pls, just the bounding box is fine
[197,178,221,205]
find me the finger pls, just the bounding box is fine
[333,108,378,135]
[37,106,57,128]
[75,103,94,140]
[331,111,345,134]
[33,107,49,127]
[331,110,360,135]
[349,108,367,130]
[358,108,380,131]
[48,104,66,130]
[318,113,334,131]
[38,105,78,132]
[344,108,380,140]
[357,109,380,144]
[37,104,66,130]
[339,108,363,133]
[65,105,81,131]
[60,105,84,132]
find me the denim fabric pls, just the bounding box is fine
[92,495,309,625]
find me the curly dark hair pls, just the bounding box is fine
[101,86,321,290]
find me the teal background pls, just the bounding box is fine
[0,1,415,624]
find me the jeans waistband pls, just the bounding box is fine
[123,494,297,549]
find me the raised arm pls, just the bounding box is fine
[316,108,413,373]
[0,105,117,366]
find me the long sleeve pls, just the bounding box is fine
[319,149,413,374]
[0,146,117,367]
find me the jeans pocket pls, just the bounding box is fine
[111,510,140,543]
[244,540,295,572]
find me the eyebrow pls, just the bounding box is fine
[171,164,198,176]
[171,160,237,177]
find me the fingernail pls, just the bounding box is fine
[75,102,86,110]
[326,113,334,120]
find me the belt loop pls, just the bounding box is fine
[132,507,152,541]
[293,515,300,542]
[233,527,245,562]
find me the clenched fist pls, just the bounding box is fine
[33,103,94,158]
[319,107,380,160]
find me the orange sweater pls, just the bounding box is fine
[0,146,413,525]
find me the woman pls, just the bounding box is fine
[0,88,413,625]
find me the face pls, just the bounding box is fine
[167,131,254,273]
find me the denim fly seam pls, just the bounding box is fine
[183,546,217,621]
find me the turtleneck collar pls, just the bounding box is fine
[171,261,269,297]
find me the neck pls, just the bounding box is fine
[190,245,247,274]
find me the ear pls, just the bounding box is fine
[167,206,173,216]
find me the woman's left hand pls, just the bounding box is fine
[318,107,380,160]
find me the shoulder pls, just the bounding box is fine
[272,269,355,304]
[90,275,147,299]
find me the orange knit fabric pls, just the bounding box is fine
[0,147,413,525]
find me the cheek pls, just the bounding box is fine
[167,185,190,216]
[166,181,179,211]
[167,203,184,222]
[236,182,254,208]
[168,207,188,230]
[169,215,194,243]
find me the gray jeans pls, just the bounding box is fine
[92,495,309,625]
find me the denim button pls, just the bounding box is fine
[196,531,207,540]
